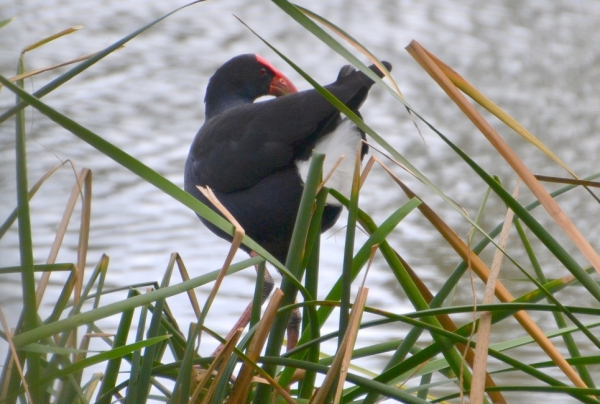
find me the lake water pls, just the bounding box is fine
[1,1,600,402]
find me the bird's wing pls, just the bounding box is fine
[189,63,390,193]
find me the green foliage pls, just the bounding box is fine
[2,2,600,403]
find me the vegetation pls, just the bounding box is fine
[1,2,600,403]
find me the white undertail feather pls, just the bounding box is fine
[296,118,362,205]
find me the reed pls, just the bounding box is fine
[1,2,599,403]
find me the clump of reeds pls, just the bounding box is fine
[1,2,600,403]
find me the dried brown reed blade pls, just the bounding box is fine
[406,40,600,278]
[173,253,202,319]
[470,182,520,404]
[0,310,32,404]
[318,154,346,194]
[197,185,245,350]
[309,286,368,404]
[534,175,600,189]
[36,167,91,307]
[8,48,125,84]
[86,373,103,402]
[191,327,243,404]
[21,25,83,54]
[227,289,284,403]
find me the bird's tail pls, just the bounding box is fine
[336,61,392,82]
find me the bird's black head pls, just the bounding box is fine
[204,54,297,118]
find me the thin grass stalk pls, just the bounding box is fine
[297,188,328,399]
[514,219,597,389]
[174,306,227,399]
[0,263,71,274]
[0,17,13,30]
[135,258,177,404]
[21,25,82,53]
[299,239,320,399]
[300,186,327,272]
[339,150,361,347]
[7,49,123,84]
[196,185,245,353]
[45,269,77,325]
[96,289,137,404]
[126,303,150,404]
[14,54,43,403]
[254,152,324,403]
[174,254,202,320]
[471,183,519,404]
[76,168,92,304]
[250,260,266,329]
[72,253,107,396]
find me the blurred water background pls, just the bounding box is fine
[1,1,600,402]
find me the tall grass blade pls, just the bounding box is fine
[255,152,323,403]
[96,289,136,404]
[13,53,43,404]
[406,40,600,277]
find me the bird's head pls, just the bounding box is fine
[204,54,297,116]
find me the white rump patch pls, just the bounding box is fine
[296,118,362,205]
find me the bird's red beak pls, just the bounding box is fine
[256,54,298,97]
[269,72,297,96]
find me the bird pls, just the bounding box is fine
[185,54,391,263]
[184,54,391,353]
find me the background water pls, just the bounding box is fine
[1,1,600,402]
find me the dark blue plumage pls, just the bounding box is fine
[185,54,391,262]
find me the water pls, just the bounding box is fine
[1,1,600,402]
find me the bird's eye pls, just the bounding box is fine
[259,68,267,76]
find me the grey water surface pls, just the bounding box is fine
[1,1,600,402]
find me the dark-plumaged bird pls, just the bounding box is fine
[185,54,391,264]
[185,54,391,354]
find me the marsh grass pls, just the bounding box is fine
[2,2,600,403]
